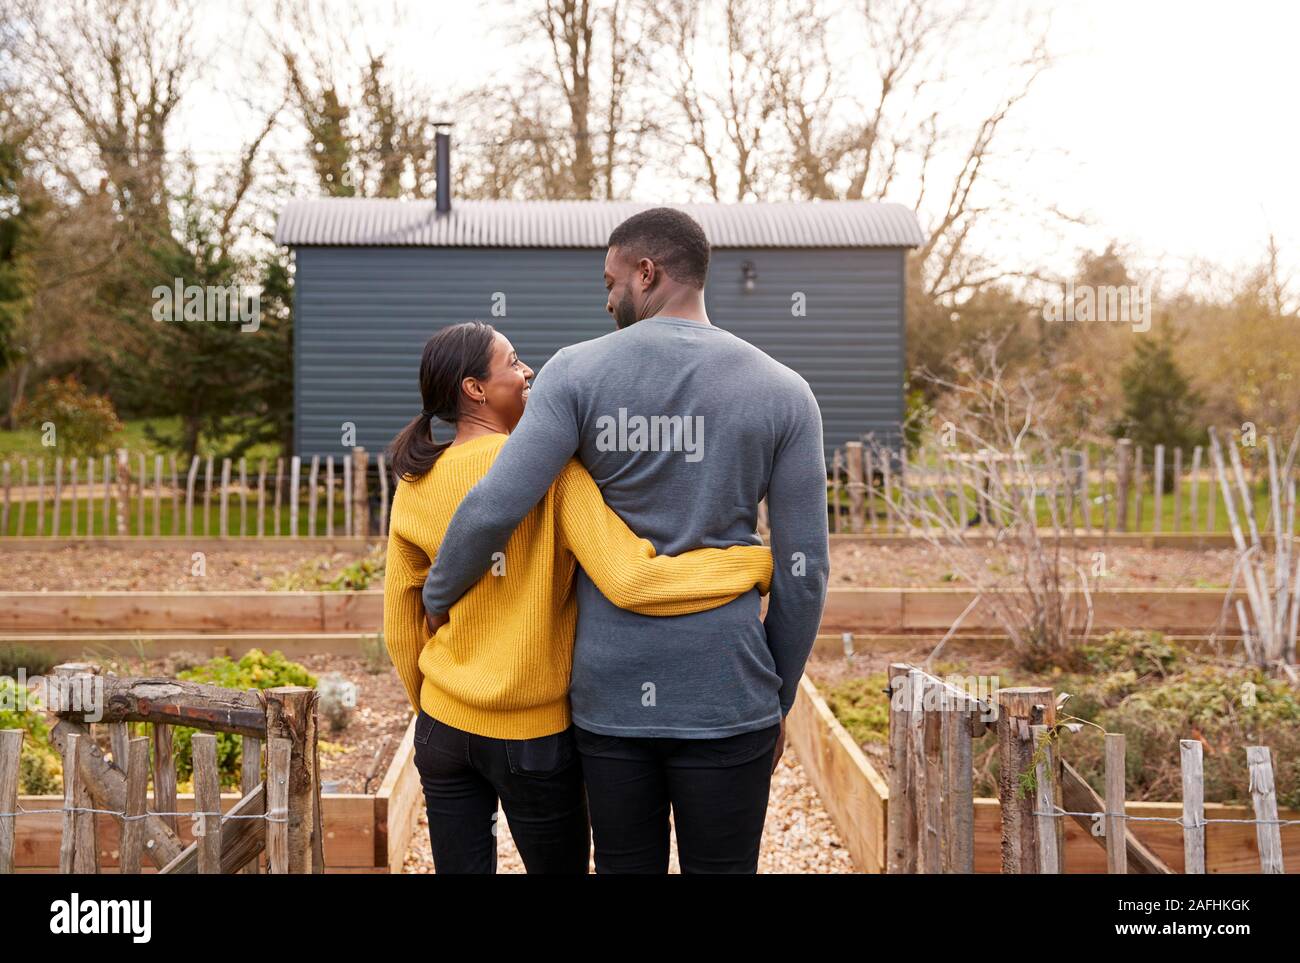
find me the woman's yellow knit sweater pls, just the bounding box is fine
[383,432,774,740]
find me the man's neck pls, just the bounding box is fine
[644,289,710,325]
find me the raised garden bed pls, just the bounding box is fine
[791,641,1300,873]
[6,651,422,874]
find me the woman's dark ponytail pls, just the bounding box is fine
[388,321,498,481]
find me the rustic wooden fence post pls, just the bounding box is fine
[1172,448,1183,533]
[52,456,63,536]
[192,733,222,873]
[996,686,1055,874]
[0,728,21,873]
[885,663,915,874]
[943,683,975,873]
[1180,738,1206,874]
[1133,446,1144,532]
[353,447,369,537]
[170,455,180,536]
[1031,724,1060,874]
[238,458,249,537]
[1152,444,1165,534]
[906,668,928,870]
[1246,745,1284,873]
[1104,732,1127,874]
[274,457,285,536]
[18,459,29,536]
[219,457,232,537]
[845,440,864,533]
[257,459,268,538]
[120,736,149,875]
[307,455,320,536]
[185,455,200,536]
[241,712,263,875]
[114,449,130,536]
[325,456,335,537]
[378,454,390,537]
[267,737,291,873]
[921,676,943,873]
[262,686,322,873]
[136,452,145,535]
[153,723,177,833]
[289,456,301,536]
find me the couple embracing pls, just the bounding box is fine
[383,207,829,874]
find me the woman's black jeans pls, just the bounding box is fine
[411,709,590,873]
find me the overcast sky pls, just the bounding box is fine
[182,0,1298,293]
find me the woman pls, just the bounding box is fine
[383,321,772,874]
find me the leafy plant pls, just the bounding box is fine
[172,649,317,786]
[14,375,124,457]
[272,545,386,591]
[0,675,62,794]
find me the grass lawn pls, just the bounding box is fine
[0,417,282,462]
[829,479,1293,535]
[1,493,349,537]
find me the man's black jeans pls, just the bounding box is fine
[411,709,590,873]
[573,721,780,874]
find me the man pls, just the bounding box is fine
[422,207,828,873]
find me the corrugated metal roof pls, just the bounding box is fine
[274,198,926,249]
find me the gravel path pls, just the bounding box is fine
[401,747,856,874]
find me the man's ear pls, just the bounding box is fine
[637,256,657,290]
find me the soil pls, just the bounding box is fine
[0,542,1242,592]
[0,545,367,591]
[829,542,1238,589]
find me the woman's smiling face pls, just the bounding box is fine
[473,332,534,430]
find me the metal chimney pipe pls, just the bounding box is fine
[435,130,451,213]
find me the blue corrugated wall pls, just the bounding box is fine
[292,246,905,464]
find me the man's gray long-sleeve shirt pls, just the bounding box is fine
[422,314,829,738]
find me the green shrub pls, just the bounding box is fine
[173,649,317,787]
[822,674,891,747]
[1079,629,1184,677]
[271,545,386,591]
[1057,664,1300,807]
[0,644,60,677]
[0,675,63,794]
[15,376,124,458]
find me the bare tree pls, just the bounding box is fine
[657,0,782,201]
[1208,426,1300,670]
[262,0,445,199]
[14,0,202,236]
[868,345,1097,671]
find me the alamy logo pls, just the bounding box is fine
[152,278,261,332]
[594,408,704,462]
[49,893,151,943]
[1041,280,1152,333]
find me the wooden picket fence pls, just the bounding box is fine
[0,447,391,538]
[0,663,324,874]
[829,437,1293,536]
[884,663,1292,874]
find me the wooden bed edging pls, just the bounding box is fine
[11,712,422,874]
[789,675,1300,874]
[0,586,1243,636]
[786,675,888,873]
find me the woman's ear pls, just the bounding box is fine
[460,376,483,406]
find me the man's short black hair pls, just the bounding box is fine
[607,207,710,289]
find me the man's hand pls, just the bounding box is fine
[425,610,449,636]
[771,715,787,773]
